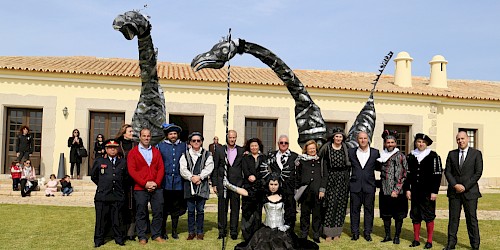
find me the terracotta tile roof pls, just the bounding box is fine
[1,56,499,101]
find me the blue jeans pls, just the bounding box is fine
[62,187,73,195]
[187,196,206,234]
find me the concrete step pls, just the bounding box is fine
[0,189,95,197]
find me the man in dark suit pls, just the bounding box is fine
[443,131,483,250]
[260,134,299,229]
[208,136,221,156]
[348,131,380,242]
[212,130,245,240]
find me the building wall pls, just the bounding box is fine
[0,70,498,186]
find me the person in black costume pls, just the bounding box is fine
[94,134,105,159]
[234,173,318,250]
[405,133,442,249]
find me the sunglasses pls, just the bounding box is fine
[191,139,202,143]
[97,137,103,138]
[26,162,31,164]
[279,141,289,145]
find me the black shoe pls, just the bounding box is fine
[163,234,169,240]
[116,242,125,246]
[424,242,432,249]
[409,240,420,247]
[442,246,455,250]
[231,235,238,240]
[94,242,104,248]
[381,235,392,242]
[127,236,136,241]
[172,231,179,239]
[364,234,372,242]
[351,234,359,241]
[313,238,320,243]
[218,234,225,239]
[393,236,400,244]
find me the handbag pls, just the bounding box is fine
[77,147,88,157]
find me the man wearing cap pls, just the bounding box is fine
[377,130,408,245]
[157,123,187,239]
[91,139,128,248]
[348,131,380,242]
[213,130,245,240]
[443,131,483,250]
[127,128,165,245]
[180,132,214,240]
[405,133,442,249]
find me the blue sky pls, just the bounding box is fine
[3,1,500,81]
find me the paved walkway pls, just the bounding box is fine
[1,192,499,220]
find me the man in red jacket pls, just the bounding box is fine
[127,128,165,245]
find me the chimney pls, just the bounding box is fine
[429,55,448,88]
[393,51,413,87]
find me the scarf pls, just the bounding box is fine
[377,148,399,163]
[411,148,431,163]
[297,154,319,161]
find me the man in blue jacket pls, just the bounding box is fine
[348,131,380,242]
[157,123,187,239]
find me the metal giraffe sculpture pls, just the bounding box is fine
[191,38,392,148]
[192,39,328,148]
[113,11,166,145]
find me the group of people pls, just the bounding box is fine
[13,121,483,250]
[90,123,216,247]
[217,128,482,250]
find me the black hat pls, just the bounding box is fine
[104,139,120,147]
[162,123,182,134]
[327,127,346,142]
[382,130,398,141]
[188,132,204,142]
[414,133,433,146]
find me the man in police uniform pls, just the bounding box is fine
[91,139,128,248]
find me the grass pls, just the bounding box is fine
[1,204,499,249]
[373,193,500,211]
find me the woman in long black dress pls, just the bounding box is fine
[241,138,267,242]
[67,129,83,179]
[319,127,351,242]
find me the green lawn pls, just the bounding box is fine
[1,204,499,250]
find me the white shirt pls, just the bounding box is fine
[276,150,289,170]
[356,147,370,169]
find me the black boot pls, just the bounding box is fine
[393,219,403,245]
[381,219,392,242]
[171,216,179,239]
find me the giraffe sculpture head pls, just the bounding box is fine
[191,38,241,72]
[113,11,151,40]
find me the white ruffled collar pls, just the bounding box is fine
[377,148,399,163]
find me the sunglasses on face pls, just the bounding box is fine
[279,141,289,145]
[191,139,202,143]
[26,162,31,164]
